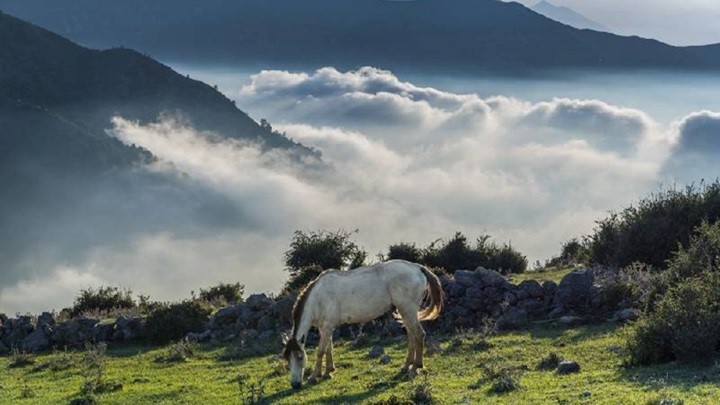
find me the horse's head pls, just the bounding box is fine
[282,333,307,389]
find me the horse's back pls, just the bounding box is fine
[312,260,425,326]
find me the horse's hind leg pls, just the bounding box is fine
[398,310,417,373]
[324,333,336,378]
[400,308,425,370]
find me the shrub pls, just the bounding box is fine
[155,340,198,363]
[536,352,563,370]
[387,242,423,263]
[145,301,212,344]
[587,181,720,269]
[626,273,720,365]
[422,232,527,274]
[199,282,244,304]
[285,229,367,274]
[487,243,528,275]
[7,349,35,368]
[474,363,524,394]
[71,286,135,317]
[593,263,657,310]
[282,264,324,295]
[544,238,589,269]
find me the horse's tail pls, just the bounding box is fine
[418,266,444,321]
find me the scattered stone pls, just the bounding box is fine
[557,316,584,327]
[379,354,392,364]
[581,390,591,397]
[497,307,528,330]
[557,361,581,374]
[612,308,640,323]
[367,345,384,359]
[475,267,508,288]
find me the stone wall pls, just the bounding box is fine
[0,267,637,354]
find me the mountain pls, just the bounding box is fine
[0,0,719,73]
[0,10,310,175]
[531,1,609,32]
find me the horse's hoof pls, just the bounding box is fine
[323,373,333,379]
[414,364,425,370]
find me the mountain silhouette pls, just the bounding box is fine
[0,0,719,73]
[531,1,609,32]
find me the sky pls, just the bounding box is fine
[2,66,720,314]
[510,0,720,46]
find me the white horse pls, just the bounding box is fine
[282,260,444,389]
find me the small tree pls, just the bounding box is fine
[387,242,423,263]
[199,282,244,304]
[71,286,135,317]
[284,229,367,275]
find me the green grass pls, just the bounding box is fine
[509,266,577,284]
[1,323,718,404]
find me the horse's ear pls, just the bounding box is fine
[281,332,290,345]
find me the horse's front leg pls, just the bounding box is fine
[308,331,329,383]
[324,333,335,378]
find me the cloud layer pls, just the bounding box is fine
[1,66,718,313]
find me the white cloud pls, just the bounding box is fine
[4,66,717,314]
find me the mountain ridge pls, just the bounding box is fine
[531,1,609,32]
[0,0,719,73]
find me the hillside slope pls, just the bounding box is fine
[0,10,309,174]
[532,1,609,32]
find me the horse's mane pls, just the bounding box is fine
[291,275,321,339]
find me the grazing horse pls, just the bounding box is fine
[282,260,444,389]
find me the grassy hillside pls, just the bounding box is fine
[2,323,715,404]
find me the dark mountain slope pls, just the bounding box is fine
[0,10,309,173]
[0,0,719,72]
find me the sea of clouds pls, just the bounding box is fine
[2,67,719,313]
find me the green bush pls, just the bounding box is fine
[387,242,423,263]
[419,232,527,274]
[71,286,135,317]
[587,181,720,269]
[626,221,720,365]
[627,273,720,365]
[282,264,324,294]
[284,229,367,274]
[199,282,244,304]
[544,238,589,269]
[145,301,212,344]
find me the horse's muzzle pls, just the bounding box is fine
[291,381,302,390]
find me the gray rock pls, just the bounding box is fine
[503,291,518,306]
[454,270,478,287]
[367,345,384,359]
[379,354,392,364]
[446,282,466,298]
[258,330,275,340]
[37,312,55,327]
[542,280,558,296]
[257,315,275,332]
[246,294,275,312]
[186,330,212,342]
[475,267,508,288]
[273,293,297,326]
[497,307,527,330]
[558,316,584,327]
[519,280,545,299]
[613,308,640,323]
[553,269,594,310]
[93,323,115,342]
[557,361,581,374]
[210,305,240,330]
[23,329,50,352]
